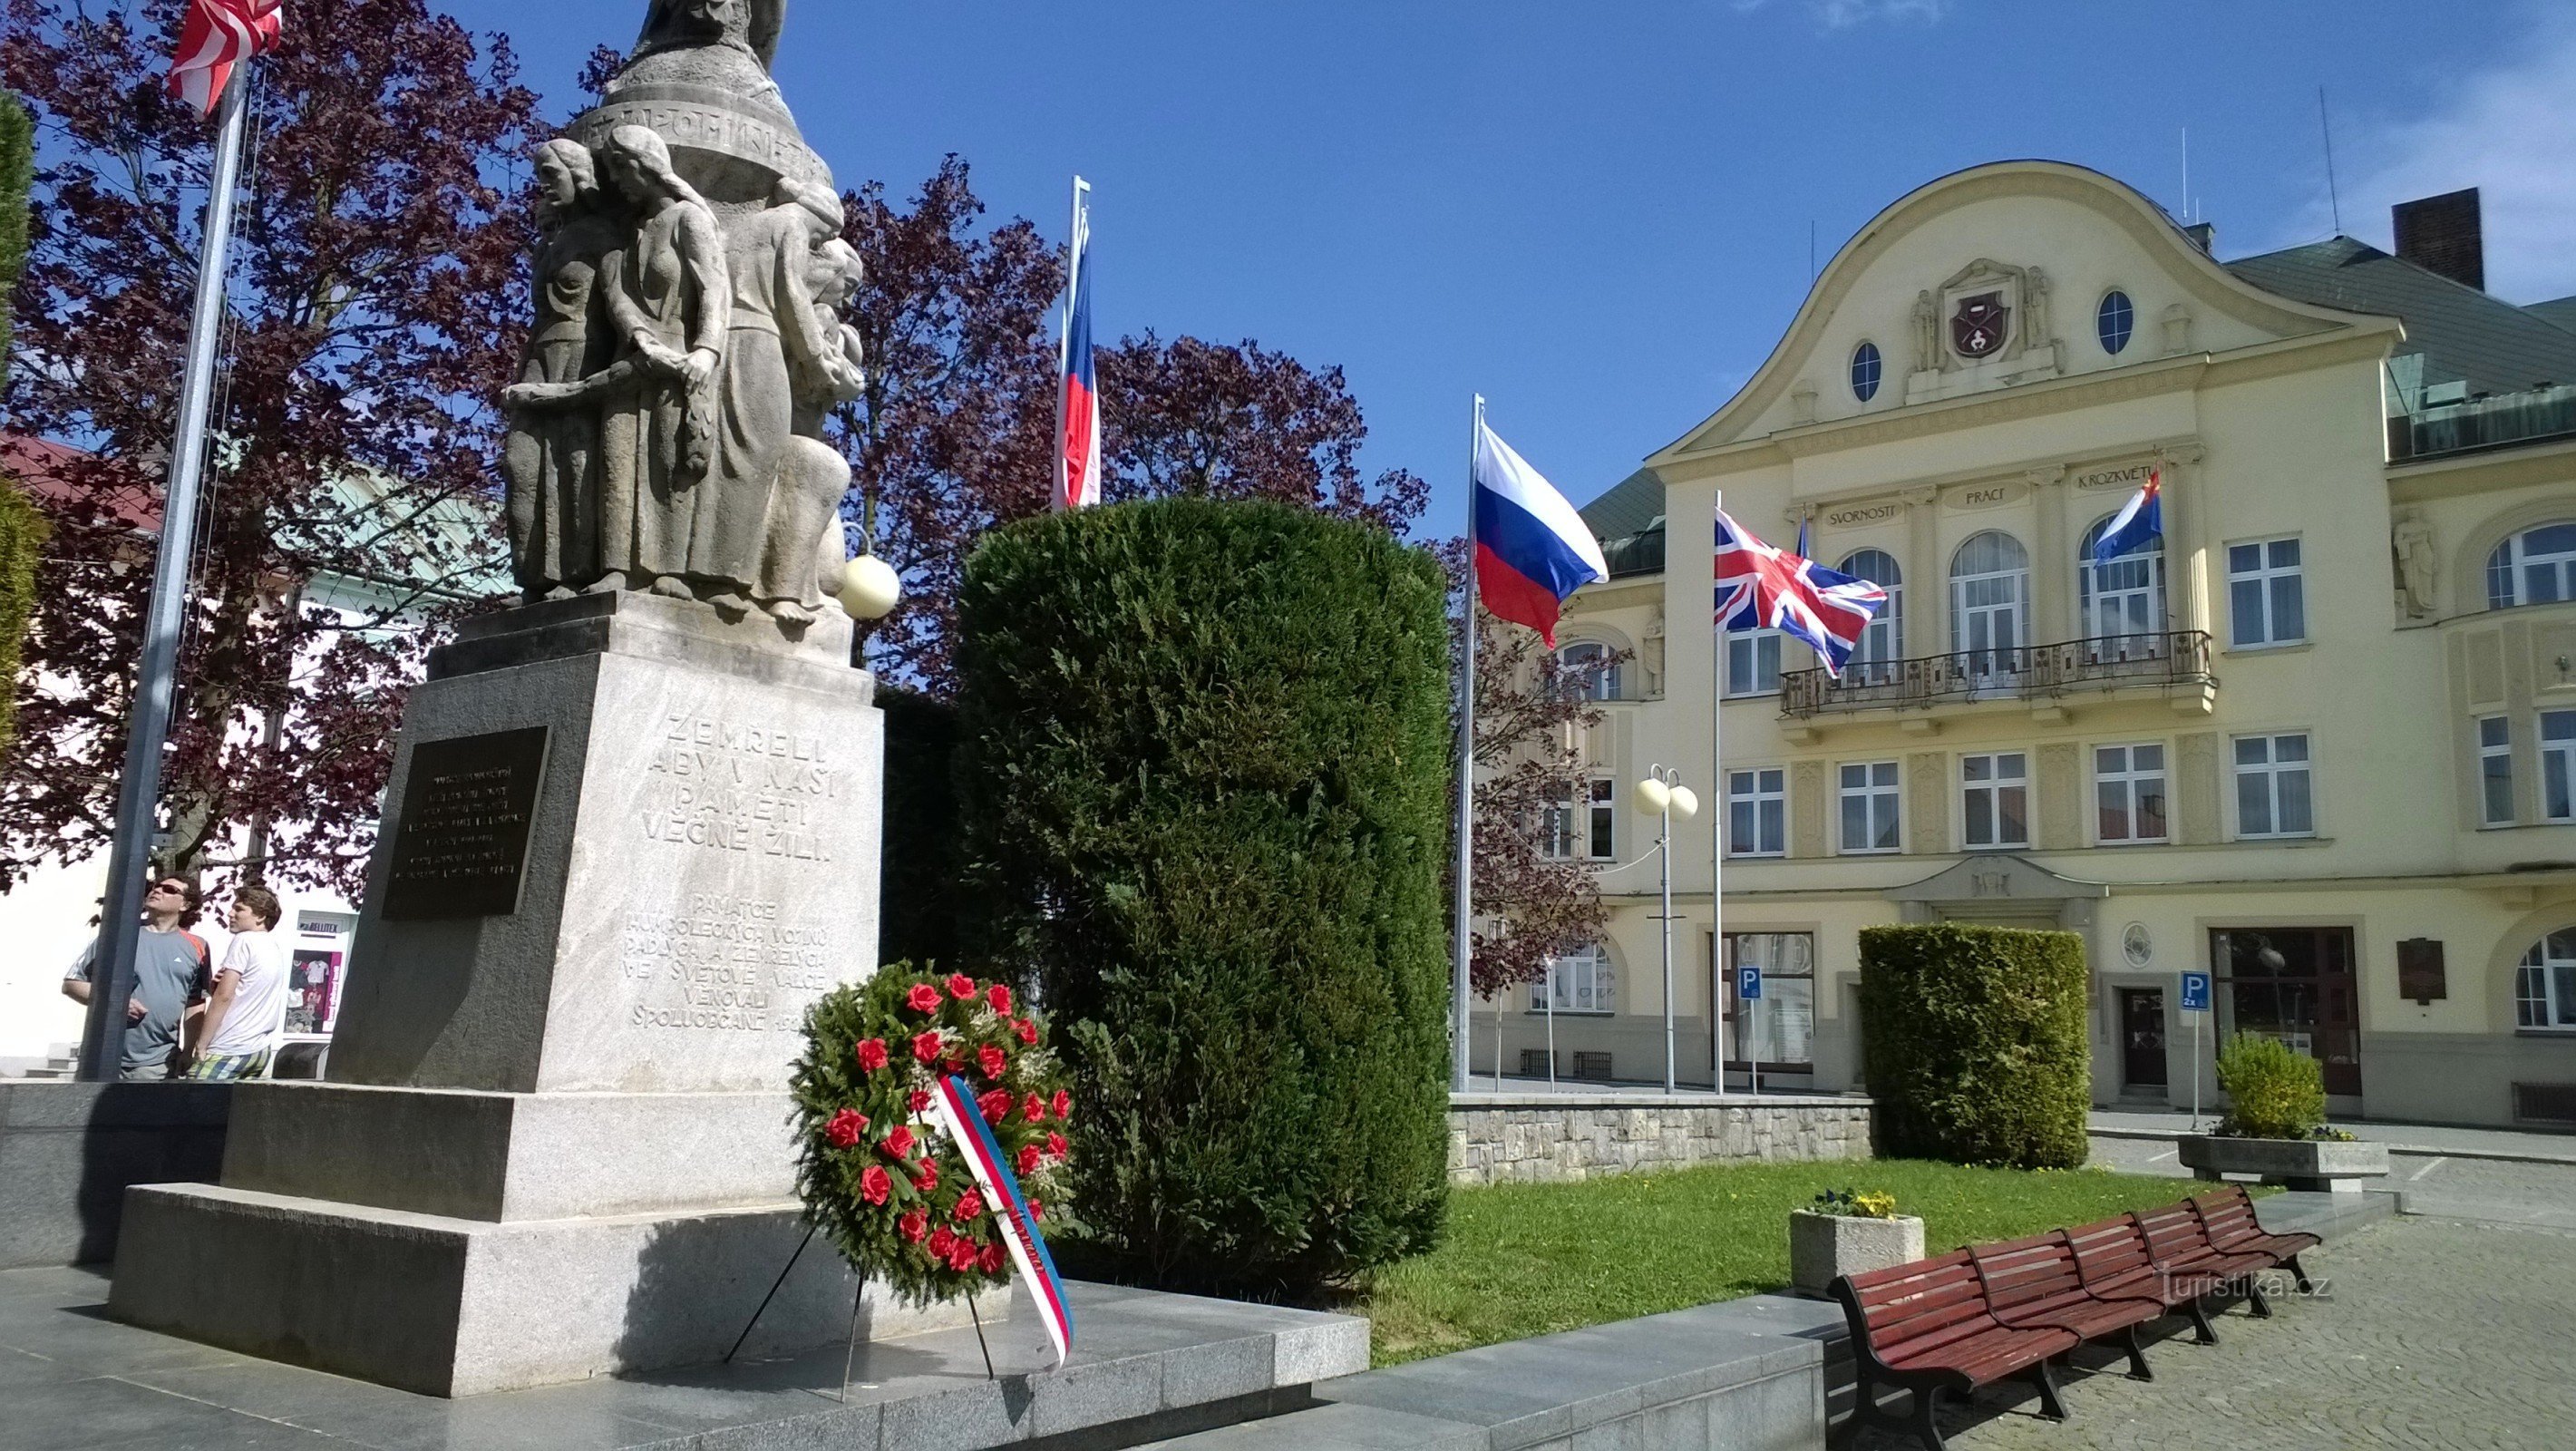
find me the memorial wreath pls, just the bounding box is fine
[792,967,1072,1305]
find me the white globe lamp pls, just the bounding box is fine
[838,553,902,621]
[1631,777,1671,816]
[1667,785,1698,822]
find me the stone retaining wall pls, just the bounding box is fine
[1448,1093,1872,1187]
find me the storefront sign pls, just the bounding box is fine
[381,726,550,920]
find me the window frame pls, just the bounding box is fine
[2232,732,2316,840]
[2096,289,2135,355]
[2227,535,2308,648]
[2542,711,2576,824]
[1531,942,1616,1016]
[2094,741,2171,845]
[2488,523,2576,611]
[2515,929,2576,1032]
[1850,340,1882,403]
[1554,641,1622,702]
[1960,751,2032,850]
[1837,759,1903,855]
[2079,513,2169,652]
[1838,548,1904,685]
[1948,531,2031,677]
[1725,628,1784,698]
[1539,775,1617,862]
[2480,715,2515,827]
[1586,775,1618,859]
[1726,766,1788,859]
[1723,931,1817,1070]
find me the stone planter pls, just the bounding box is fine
[1789,1209,1925,1299]
[2177,1135,2390,1193]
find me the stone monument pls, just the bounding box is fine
[106,3,948,1396]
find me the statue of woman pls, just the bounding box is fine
[594,124,731,599]
[501,140,621,600]
[636,0,785,70]
[755,236,866,619]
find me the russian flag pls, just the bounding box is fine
[930,1075,1075,1368]
[1473,417,1609,647]
[2091,468,2163,569]
[1055,177,1100,511]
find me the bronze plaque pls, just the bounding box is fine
[2396,938,2446,1005]
[379,726,550,921]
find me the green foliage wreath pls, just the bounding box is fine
[791,966,1072,1305]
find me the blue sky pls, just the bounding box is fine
[436,0,2576,535]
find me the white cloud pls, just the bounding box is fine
[1731,0,1949,30]
[2300,11,2576,302]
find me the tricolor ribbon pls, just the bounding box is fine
[929,1074,1074,1368]
[168,0,285,116]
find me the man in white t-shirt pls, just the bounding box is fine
[184,885,291,1080]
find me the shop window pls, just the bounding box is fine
[1724,931,1814,1070]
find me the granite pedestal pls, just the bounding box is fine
[109,594,926,1396]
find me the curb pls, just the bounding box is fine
[2089,1125,2576,1170]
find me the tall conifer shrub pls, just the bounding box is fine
[1858,923,2092,1169]
[0,91,47,760]
[954,498,1452,1295]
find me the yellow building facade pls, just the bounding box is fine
[1491,161,2576,1129]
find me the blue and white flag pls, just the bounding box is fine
[2091,469,2163,568]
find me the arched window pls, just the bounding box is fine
[2079,514,2168,660]
[2487,522,2576,609]
[1949,531,2028,686]
[1850,341,1882,403]
[1532,943,1616,1014]
[1838,548,1903,684]
[2516,928,2576,1029]
[1554,641,1622,701]
[2097,290,2135,355]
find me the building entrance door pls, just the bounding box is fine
[2211,927,2362,1098]
[2119,988,2167,1091]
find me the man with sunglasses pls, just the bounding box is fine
[62,877,214,1081]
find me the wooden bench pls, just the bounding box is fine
[1829,1249,2079,1451]
[2065,1212,2226,1345]
[2134,1199,2279,1320]
[2190,1184,2320,1292]
[1967,1231,2164,1381]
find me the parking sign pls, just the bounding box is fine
[1737,965,1763,1000]
[2180,970,2211,1013]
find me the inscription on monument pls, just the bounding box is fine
[380,727,550,920]
[620,893,837,1032]
[639,711,841,860]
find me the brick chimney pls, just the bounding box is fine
[2392,188,2484,291]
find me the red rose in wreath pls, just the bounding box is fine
[825,1108,868,1148]
[793,969,1072,1306]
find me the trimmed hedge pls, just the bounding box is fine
[1857,923,2090,1169]
[875,684,962,969]
[2214,1032,2325,1139]
[953,497,1452,1296]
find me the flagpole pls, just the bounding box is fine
[1451,396,1484,1096]
[75,68,251,1081]
[1710,490,1726,1098]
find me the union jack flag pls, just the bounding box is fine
[1715,505,1889,679]
[167,0,284,116]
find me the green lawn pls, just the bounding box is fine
[1361,1159,2228,1367]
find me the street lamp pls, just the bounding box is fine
[1632,764,1696,1094]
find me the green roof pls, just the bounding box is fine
[2225,238,2576,396]
[1579,467,1666,578]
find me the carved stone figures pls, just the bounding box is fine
[500,2,858,624]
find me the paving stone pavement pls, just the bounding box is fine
[1851,1216,2576,1451]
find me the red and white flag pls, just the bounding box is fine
[168,0,285,116]
[1054,177,1099,511]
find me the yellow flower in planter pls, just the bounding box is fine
[1853,1191,1900,1220]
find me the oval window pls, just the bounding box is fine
[1850,341,1882,402]
[2097,290,2135,355]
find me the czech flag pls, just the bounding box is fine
[2091,468,2163,569]
[1472,417,1609,647]
[168,0,284,116]
[929,1075,1074,1368]
[1055,177,1100,512]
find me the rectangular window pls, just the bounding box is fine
[2095,743,2169,843]
[2234,733,2315,838]
[1726,629,1782,697]
[2227,537,2306,648]
[1960,752,2029,849]
[1587,777,1617,858]
[2544,712,2576,823]
[1531,945,1613,1014]
[2482,716,2515,826]
[1723,932,1814,1069]
[1539,783,1574,861]
[1727,767,1786,857]
[1838,760,1901,853]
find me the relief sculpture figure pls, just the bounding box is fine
[501,139,622,600]
[596,124,732,599]
[636,0,785,70]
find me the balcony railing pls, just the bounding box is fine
[2388,385,2576,462]
[1780,631,2213,718]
